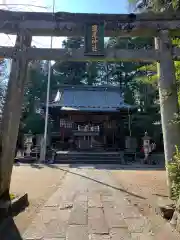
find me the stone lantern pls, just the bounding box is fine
[142,132,151,148]
[142,132,151,163]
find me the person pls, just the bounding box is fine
[149,140,156,164]
[142,143,151,164]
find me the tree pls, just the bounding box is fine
[129,0,180,12]
[103,36,160,139]
[53,37,99,85]
[21,60,61,134]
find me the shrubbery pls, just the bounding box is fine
[168,146,180,200]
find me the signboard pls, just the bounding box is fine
[84,22,105,56]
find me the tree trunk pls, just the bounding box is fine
[0,32,32,202]
[155,30,180,197]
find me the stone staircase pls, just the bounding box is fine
[91,140,104,151]
[54,151,123,164]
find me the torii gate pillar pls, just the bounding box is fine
[0,32,32,200]
[155,30,180,195]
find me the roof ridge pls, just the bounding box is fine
[58,85,122,92]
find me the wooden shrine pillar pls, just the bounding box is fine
[0,32,32,199]
[155,30,180,194]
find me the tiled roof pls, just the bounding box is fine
[49,85,132,112]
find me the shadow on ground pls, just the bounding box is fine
[14,162,148,199]
[13,162,165,202]
[48,166,147,200]
[14,161,165,171]
[68,163,165,171]
[0,218,23,240]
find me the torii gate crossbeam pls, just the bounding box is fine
[0,10,180,37]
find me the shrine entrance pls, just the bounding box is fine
[0,10,180,195]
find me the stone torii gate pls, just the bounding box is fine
[0,10,180,198]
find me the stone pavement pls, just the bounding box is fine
[23,167,179,240]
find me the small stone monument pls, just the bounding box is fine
[24,131,33,157]
[125,136,137,162]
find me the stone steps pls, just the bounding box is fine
[54,152,123,164]
[91,140,104,151]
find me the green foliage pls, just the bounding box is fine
[10,193,16,200]
[53,37,99,85]
[129,0,180,12]
[168,146,180,200]
[23,112,45,134]
[105,36,160,137]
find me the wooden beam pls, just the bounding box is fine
[1,10,180,36]
[0,47,161,61]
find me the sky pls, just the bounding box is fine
[0,0,129,48]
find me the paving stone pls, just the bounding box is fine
[101,195,114,202]
[89,233,110,240]
[102,200,114,209]
[39,208,71,224]
[44,190,62,207]
[60,191,77,203]
[66,225,89,240]
[68,202,88,225]
[75,194,88,202]
[103,206,127,228]
[44,218,67,238]
[88,194,102,208]
[120,205,142,219]
[131,232,154,240]
[24,208,70,239]
[99,189,113,196]
[106,215,127,229]
[88,208,109,234]
[125,217,150,233]
[23,222,46,239]
[110,228,131,240]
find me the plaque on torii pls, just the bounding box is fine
[84,22,105,56]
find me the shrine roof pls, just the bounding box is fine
[48,85,133,112]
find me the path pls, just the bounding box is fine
[22,167,179,240]
[10,163,68,234]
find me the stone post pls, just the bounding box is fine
[155,30,180,195]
